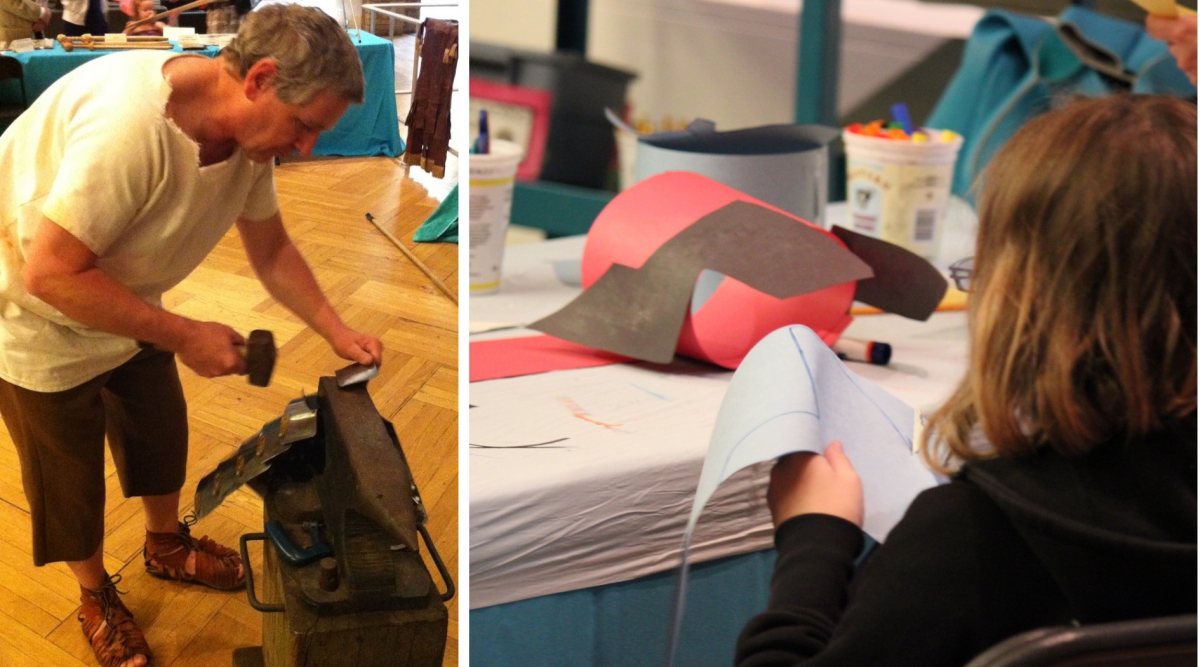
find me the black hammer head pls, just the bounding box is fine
[245,330,276,387]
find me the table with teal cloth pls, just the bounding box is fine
[470,196,976,666]
[471,550,777,667]
[0,29,401,157]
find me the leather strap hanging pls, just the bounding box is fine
[403,18,458,178]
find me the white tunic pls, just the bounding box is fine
[0,51,278,391]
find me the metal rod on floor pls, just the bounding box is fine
[364,213,458,306]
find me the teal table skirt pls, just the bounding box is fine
[1,29,401,157]
[470,549,776,667]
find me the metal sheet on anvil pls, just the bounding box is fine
[193,397,319,520]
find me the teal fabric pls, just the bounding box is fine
[1,44,221,104]
[511,180,615,238]
[413,184,458,243]
[470,549,776,667]
[311,30,402,157]
[926,6,1196,200]
[0,31,402,157]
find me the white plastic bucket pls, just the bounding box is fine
[843,129,963,259]
[468,140,524,293]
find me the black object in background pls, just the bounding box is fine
[470,42,636,190]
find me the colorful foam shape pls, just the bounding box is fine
[557,172,863,368]
[470,335,631,383]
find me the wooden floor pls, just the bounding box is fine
[0,157,459,667]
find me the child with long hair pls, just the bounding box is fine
[736,94,1196,667]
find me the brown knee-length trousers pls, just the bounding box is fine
[0,346,188,566]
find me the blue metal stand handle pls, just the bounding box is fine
[264,520,334,567]
[240,532,285,613]
[418,524,455,602]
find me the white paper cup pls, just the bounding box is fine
[469,140,524,293]
[843,129,963,259]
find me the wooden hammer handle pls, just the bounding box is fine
[57,33,166,42]
[92,42,175,49]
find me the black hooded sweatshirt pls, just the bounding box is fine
[734,418,1197,667]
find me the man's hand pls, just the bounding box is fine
[327,326,383,367]
[30,6,51,32]
[175,321,246,378]
[1147,14,1198,84]
[767,441,864,528]
[237,213,384,369]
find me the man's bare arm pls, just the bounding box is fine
[236,212,382,365]
[22,216,246,377]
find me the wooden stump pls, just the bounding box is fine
[248,491,449,667]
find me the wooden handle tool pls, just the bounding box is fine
[124,0,228,31]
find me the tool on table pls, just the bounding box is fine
[56,33,168,42]
[236,329,276,387]
[57,34,172,50]
[192,374,452,666]
[334,362,378,388]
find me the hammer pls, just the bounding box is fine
[238,329,276,387]
[57,33,168,43]
[56,34,172,51]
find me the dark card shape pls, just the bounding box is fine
[530,201,873,364]
[831,225,949,321]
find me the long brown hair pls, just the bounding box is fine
[922,95,1197,472]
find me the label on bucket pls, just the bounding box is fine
[848,165,886,236]
[846,162,952,259]
[469,178,515,292]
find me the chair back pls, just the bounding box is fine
[0,55,20,81]
[965,615,1198,667]
[0,55,26,116]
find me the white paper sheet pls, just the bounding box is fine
[669,325,943,665]
[685,325,942,543]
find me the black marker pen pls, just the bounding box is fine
[832,337,892,365]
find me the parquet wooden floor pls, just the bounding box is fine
[0,156,459,667]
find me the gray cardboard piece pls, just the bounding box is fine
[530,201,873,364]
[634,122,840,226]
[831,225,949,321]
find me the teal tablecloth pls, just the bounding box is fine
[1,29,401,157]
[470,549,777,667]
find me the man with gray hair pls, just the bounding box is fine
[0,5,378,666]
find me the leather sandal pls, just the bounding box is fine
[78,574,153,667]
[143,516,245,591]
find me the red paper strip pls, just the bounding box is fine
[470,335,631,383]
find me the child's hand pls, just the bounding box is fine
[767,441,864,528]
[1147,14,1197,85]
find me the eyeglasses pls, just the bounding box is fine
[949,257,973,292]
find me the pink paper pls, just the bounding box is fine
[470,335,630,383]
[581,172,855,368]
